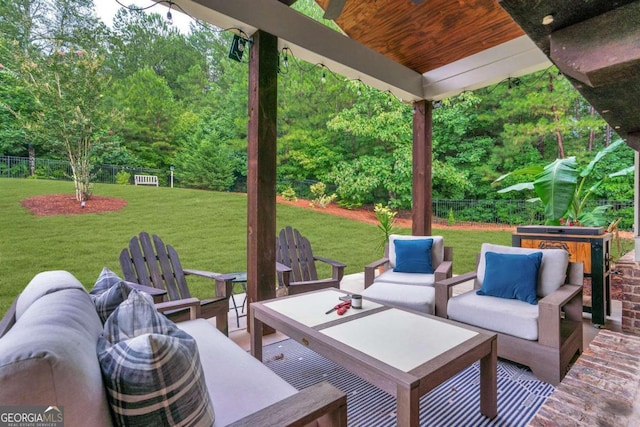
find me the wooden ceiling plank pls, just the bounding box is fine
[319,0,524,74]
[550,2,640,88]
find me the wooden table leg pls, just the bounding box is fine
[396,383,419,427]
[250,309,264,361]
[480,337,498,418]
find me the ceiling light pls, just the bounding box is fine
[542,15,554,25]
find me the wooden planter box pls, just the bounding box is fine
[512,225,611,326]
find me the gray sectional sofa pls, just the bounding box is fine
[0,270,346,426]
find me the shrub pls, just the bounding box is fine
[281,186,297,201]
[447,208,456,226]
[115,170,131,185]
[309,182,337,208]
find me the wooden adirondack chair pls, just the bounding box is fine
[119,232,233,335]
[275,226,346,295]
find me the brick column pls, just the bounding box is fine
[614,250,640,334]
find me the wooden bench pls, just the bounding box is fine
[134,175,158,187]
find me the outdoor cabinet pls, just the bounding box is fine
[512,225,611,327]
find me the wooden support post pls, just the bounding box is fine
[247,30,278,333]
[412,100,433,236]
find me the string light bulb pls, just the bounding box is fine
[166,1,174,25]
[321,70,326,84]
[283,51,288,68]
[385,90,393,105]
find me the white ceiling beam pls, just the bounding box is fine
[165,0,425,101]
[422,36,551,100]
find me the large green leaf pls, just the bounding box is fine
[578,205,612,227]
[497,182,535,193]
[492,166,544,185]
[533,157,578,223]
[609,166,634,178]
[580,139,625,178]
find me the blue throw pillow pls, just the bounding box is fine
[394,238,434,274]
[477,251,542,305]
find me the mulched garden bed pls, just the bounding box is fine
[21,194,127,216]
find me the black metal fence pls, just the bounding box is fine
[1,155,634,230]
[0,155,165,185]
[430,199,633,231]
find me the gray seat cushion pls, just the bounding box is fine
[361,282,435,315]
[178,319,298,427]
[374,270,436,286]
[447,290,539,340]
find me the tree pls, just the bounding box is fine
[107,7,204,94]
[0,40,38,156]
[172,114,238,190]
[326,85,469,208]
[478,69,610,163]
[40,0,108,54]
[108,67,178,168]
[10,45,115,201]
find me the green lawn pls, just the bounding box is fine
[0,178,512,317]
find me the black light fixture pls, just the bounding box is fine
[228,34,247,62]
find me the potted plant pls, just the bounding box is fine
[493,139,633,326]
[493,138,633,227]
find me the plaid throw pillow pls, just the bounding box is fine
[91,266,123,294]
[98,290,215,426]
[90,267,132,323]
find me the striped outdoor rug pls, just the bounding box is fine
[262,339,554,427]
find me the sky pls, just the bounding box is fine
[94,0,194,33]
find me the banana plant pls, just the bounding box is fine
[493,139,633,226]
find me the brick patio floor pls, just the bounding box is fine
[529,329,640,427]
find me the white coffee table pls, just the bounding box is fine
[250,289,497,426]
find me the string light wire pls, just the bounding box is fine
[279,46,403,104]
